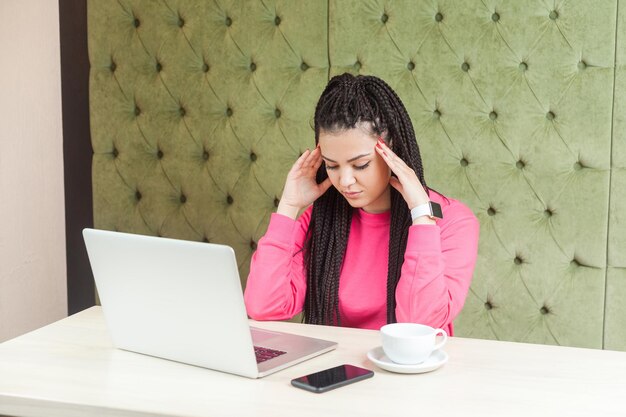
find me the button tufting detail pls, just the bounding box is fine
[250,152,257,161]
[250,62,257,72]
[544,208,553,217]
[275,109,281,118]
[381,13,388,23]
[578,60,587,70]
[407,61,415,71]
[180,194,187,203]
[225,17,232,26]
[487,207,496,216]
[112,147,119,158]
[514,256,523,265]
[355,61,362,70]
[110,61,117,72]
[460,158,469,167]
[489,111,498,120]
[227,195,234,205]
[484,301,493,310]
[546,111,555,120]
[226,108,233,117]
[435,12,443,22]
[202,62,209,73]
[519,62,528,71]
[250,240,257,250]
[516,160,525,169]
[156,62,162,72]
[274,197,280,207]
[178,17,184,27]
[133,18,140,28]
[179,107,186,117]
[203,150,209,161]
[549,10,559,20]
[574,161,583,170]
[492,12,500,22]
[157,149,163,159]
[300,62,309,71]
[274,16,281,26]
[135,190,142,201]
[134,106,141,117]
[540,306,550,315]
[461,62,470,72]
[433,109,441,119]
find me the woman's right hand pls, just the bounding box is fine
[277,146,332,219]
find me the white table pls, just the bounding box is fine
[0,307,625,417]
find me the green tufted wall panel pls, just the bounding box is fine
[88,0,327,279]
[606,3,626,351]
[89,0,624,349]
[329,0,615,349]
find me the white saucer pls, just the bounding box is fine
[367,346,448,374]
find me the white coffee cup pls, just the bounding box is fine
[380,323,447,365]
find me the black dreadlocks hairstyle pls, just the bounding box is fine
[303,73,429,326]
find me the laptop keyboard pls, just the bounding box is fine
[254,346,287,363]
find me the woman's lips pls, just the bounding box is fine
[343,191,362,199]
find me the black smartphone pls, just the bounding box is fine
[291,364,374,393]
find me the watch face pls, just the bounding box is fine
[430,202,443,219]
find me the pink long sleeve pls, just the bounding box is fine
[395,199,480,336]
[243,209,311,320]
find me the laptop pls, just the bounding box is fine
[82,228,337,378]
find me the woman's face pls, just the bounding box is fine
[318,128,392,213]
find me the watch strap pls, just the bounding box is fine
[410,201,443,222]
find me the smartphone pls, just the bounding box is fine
[291,364,374,393]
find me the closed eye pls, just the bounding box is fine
[324,162,370,171]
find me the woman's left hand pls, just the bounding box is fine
[375,138,430,209]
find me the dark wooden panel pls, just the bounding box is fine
[59,0,94,314]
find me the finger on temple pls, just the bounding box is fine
[375,145,390,161]
[303,150,319,167]
[312,151,324,165]
[293,149,310,169]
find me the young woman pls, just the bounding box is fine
[244,73,479,336]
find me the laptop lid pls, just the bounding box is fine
[82,228,336,378]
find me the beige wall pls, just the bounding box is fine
[0,1,67,341]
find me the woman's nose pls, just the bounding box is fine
[339,170,356,187]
